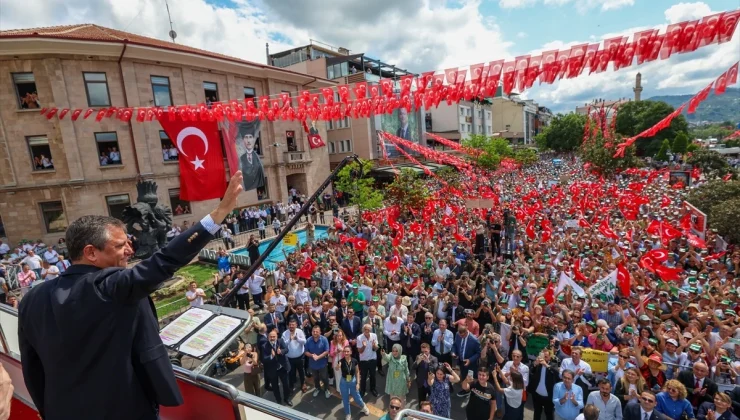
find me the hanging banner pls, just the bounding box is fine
[588,269,618,302]
[682,201,707,239]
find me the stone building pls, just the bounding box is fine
[0,24,334,245]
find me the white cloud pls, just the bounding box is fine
[517,31,528,38]
[499,0,537,8]
[664,2,713,24]
[542,0,634,12]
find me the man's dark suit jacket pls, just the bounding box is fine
[260,338,290,375]
[18,221,216,420]
[342,316,362,341]
[526,360,560,397]
[677,370,718,407]
[412,354,439,388]
[264,311,285,335]
[623,402,671,420]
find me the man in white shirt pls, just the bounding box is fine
[293,281,310,306]
[0,240,10,256]
[185,281,206,307]
[560,347,593,389]
[282,319,308,393]
[248,273,266,310]
[41,260,60,281]
[502,349,530,386]
[270,289,288,313]
[356,324,379,396]
[22,250,43,279]
[383,314,404,350]
[389,296,409,320]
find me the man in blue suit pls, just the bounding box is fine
[261,329,292,406]
[452,325,481,397]
[18,172,244,420]
[341,307,362,348]
[264,302,286,335]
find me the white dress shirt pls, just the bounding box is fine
[383,318,403,343]
[502,361,530,386]
[560,358,592,382]
[357,333,378,361]
[282,328,307,358]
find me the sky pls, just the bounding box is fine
[0,0,738,113]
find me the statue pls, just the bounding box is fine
[122,180,173,259]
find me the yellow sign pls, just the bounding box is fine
[283,233,298,246]
[581,349,609,372]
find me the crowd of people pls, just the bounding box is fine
[0,238,70,303]
[208,156,739,420]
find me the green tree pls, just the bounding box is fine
[580,133,640,175]
[541,113,586,152]
[687,180,740,243]
[686,143,699,153]
[689,123,735,141]
[436,166,462,189]
[534,130,549,151]
[615,100,689,157]
[685,149,736,179]
[462,134,507,170]
[334,160,384,210]
[385,168,432,210]
[672,132,689,155]
[655,139,671,161]
[513,148,538,166]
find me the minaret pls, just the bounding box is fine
[633,72,643,101]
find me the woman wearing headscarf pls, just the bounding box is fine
[381,344,410,398]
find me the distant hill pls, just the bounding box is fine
[648,87,740,124]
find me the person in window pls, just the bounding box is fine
[40,154,53,169]
[174,205,184,216]
[99,152,109,166]
[162,145,170,161]
[169,145,179,161]
[183,205,190,214]
[108,147,121,164]
[33,156,43,170]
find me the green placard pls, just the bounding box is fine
[527,335,550,357]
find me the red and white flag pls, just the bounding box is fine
[158,116,226,201]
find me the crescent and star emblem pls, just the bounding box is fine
[176,126,209,170]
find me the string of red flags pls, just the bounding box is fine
[37,10,740,126]
[613,61,739,157]
[425,132,483,157]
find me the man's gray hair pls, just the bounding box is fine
[66,215,125,261]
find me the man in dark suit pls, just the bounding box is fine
[623,390,671,420]
[452,325,481,397]
[528,350,560,420]
[264,302,286,335]
[342,307,362,356]
[261,329,292,406]
[677,362,717,412]
[18,172,244,420]
[401,313,421,371]
[419,312,438,346]
[412,343,439,406]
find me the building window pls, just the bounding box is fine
[326,62,349,79]
[26,136,54,171]
[0,214,5,238]
[244,87,257,104]
[329,141,336,154]
[505,124,511,131]
[204,82,219,104]
[169,189,191,215]
[151,76,172,107]
[339,139,352,152]
[106,194,130,220]
[83,72,111,107]
[160,131,178,162]
[478,110,482,118]
[467,109,471,116]
[39,201,67,233]
[328,117,350,130]
[286,130,297,151]
[467,124,471,131]
[487,125,492,134]
[478,125,482,133]
[13,73,40,109]
[95,132,122,166]
[460,108,464,116]
[460,124,465,132]
[257,179,269,201]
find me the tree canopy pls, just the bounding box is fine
[687,180,740,243]
[385,168,432,210]
[334,160,384,210]
[685,149,736,180]
[614,100,689,157]
[537,113,586,152]
[580,133,640,175]
[655,139,671,161]
[462,134,508,169]
[672,132,689,155]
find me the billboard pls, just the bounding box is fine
[378,106,423,158]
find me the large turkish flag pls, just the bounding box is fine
[159,117,226,201]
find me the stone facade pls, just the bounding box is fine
[0,38,333,245]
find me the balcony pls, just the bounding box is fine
[284,151,310,163]
[345,72,381,84]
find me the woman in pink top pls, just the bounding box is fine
[330,329,349,387]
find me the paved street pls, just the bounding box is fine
[221,368,536,420]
